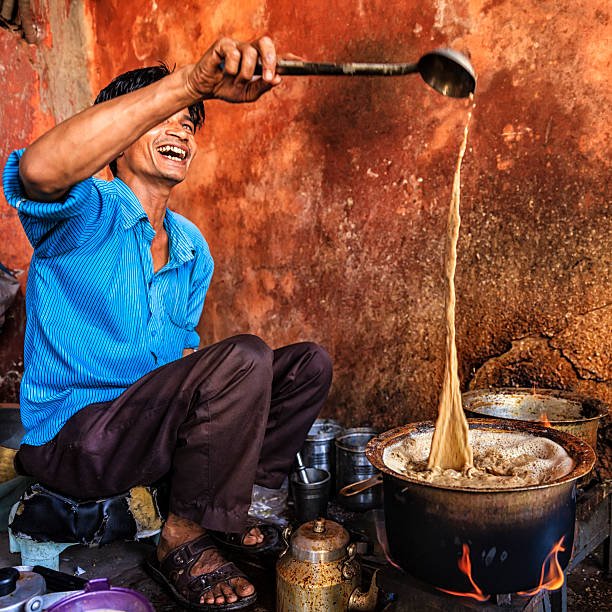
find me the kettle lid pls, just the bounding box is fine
[291,518,350,562]
[0,568,45,612]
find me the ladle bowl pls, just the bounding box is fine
[254,48,476,98]
[417,48,476,98]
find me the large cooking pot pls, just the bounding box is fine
[463,388,608,449]
[365,419,595,595]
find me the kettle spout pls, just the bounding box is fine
[348,570,379,611]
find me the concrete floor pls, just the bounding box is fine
[1,532,610,611]
[0,532,285,611]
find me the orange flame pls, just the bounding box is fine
[539,412,552,427]
[518,536,566,596]
[438,544,490,602]
[373,510,403,571]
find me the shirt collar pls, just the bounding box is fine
[113,177,149,229]
[164,209,196,268]
[112,178,195,267]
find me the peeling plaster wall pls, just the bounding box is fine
[85,0,610,428]
[0,0,92,401]
[1,1,610,429]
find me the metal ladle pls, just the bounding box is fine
[256,48,476,98]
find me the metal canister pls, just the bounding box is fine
[300,419,344,494]
[276,518,378,612]
[335,428,381,511]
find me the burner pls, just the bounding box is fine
[377,565,562,611]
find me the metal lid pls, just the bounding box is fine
[290,518,350,562]
[306,419,344,442]
[0,569,44,612]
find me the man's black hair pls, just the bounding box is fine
[94,62,205,176]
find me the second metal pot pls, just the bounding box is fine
[462,387,608,449]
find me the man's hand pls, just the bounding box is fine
[184,37,282,103]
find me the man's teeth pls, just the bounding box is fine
[157,145,187,160]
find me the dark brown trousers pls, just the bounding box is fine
[15,334,332,532]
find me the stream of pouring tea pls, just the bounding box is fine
[427,105,474,472]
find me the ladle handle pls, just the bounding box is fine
[339,474,383,497]
[271,59,419,76]
[295,452,310,484]
[220,58,418,77]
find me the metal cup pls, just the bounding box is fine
[290,467,330,524]
[300,418,344,495]
[335,427,382,511]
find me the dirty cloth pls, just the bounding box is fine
[15,335,331,532]
[2,148,214,446]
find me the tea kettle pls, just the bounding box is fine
[276,518,378,611]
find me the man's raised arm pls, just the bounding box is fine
[19,36,281,202]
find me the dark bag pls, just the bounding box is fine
[9,483,162,545]
[0,263,20,330]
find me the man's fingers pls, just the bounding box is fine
[194,36,281,102]
[214,38,242,75]
[212,37,277,82]
[252,35,277,83]
[236,44,259,81]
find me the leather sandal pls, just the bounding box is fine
[144,533,257,610]
[209,522,280,555]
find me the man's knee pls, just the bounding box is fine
[228,334,273,375]
[302,343,333,388]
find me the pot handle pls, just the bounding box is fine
[339,474,383,497]
[278,525,293,559]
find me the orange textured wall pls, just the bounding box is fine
[0,0,91,400]
[0,29,48,400]
[1,1,610,428]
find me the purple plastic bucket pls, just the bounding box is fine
[47,578,154,611]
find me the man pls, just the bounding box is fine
[3,36,332,610]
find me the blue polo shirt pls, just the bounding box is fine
[3,149,214,446]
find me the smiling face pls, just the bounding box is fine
[116,109,199,186]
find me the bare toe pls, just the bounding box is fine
[243,527,264,545]
[232,576,255,597]
[221,582,238,603]
[202,588,216,604]
[212,584,225,605]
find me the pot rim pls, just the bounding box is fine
[462,387,609,425]
[365,418,596,494]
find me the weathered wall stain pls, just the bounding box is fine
[0,1,610,428]
[0,0,91,401]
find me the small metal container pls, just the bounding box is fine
[300,419,344,494]
[336,428,381,511]
[290,467,330,523]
